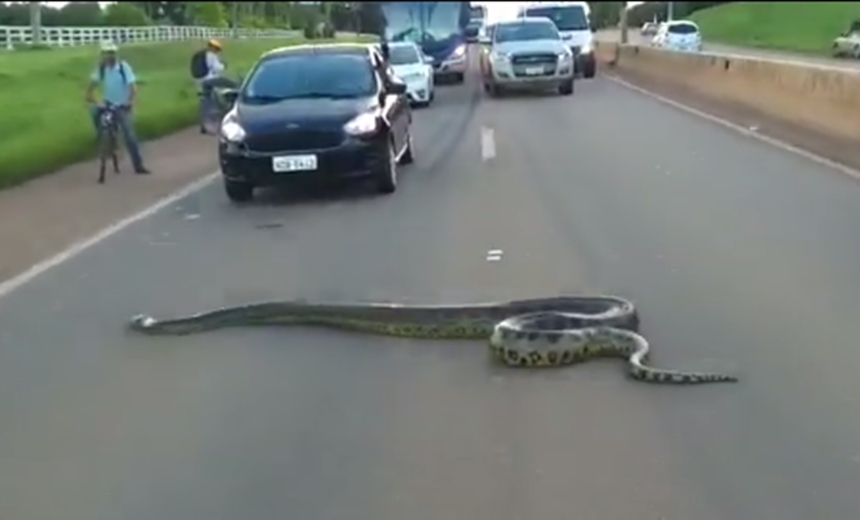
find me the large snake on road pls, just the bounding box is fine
[128,296,737,384]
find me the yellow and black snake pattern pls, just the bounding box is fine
[128,296,738,384]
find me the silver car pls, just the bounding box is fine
[479,17,575,97]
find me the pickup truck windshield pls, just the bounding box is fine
[495,22,560,43]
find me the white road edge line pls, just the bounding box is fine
[603,74,860,182]
[0,171,220,301]
[480,126,496,162]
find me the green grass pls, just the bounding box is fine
[691,2,860,54]
[0,35,373,190]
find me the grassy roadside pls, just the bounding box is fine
[0,35,372,190]
[691,2,860,54]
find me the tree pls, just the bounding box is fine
[104,3,150,27]
[588,2,623,29]
[58,2,103,26]
[187,1,227,27]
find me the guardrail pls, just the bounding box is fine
[0,25,305,50]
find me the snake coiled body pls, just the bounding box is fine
[128,296,737,384]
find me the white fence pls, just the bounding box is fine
[0,25,304,49]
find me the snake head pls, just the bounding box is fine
[129,314,156,330]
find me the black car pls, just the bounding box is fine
[217,43,414,203]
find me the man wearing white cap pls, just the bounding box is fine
[84,40,150,175]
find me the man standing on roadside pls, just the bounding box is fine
[85,40,150,175]
[192,39,239,134]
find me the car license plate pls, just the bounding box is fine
[272,154,317,173]
[524,66,544,76]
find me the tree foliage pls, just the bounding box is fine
[0,2,362,30]
[103,3,151,27]
[588,2,624,30]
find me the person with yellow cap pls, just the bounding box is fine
[191,39,238,134]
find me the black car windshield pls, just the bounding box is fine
[524,6,589,31]
[495,21,560,43]
[242,54,376,103]
[388,45,420,65]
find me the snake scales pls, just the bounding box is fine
[128,296,737,384]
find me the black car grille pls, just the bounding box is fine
[510,53,558,66]
[245,129,344,153]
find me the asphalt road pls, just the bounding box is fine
[597,29,860,72]
[3,55,860,520]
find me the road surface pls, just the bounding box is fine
[597,29,860,71]
[3,55,860,520]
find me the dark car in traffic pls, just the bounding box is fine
[217,43,415,203]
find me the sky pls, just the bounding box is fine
[478,2,644,23]
[34,1,645,23]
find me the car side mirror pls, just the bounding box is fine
[220,88,240,106]
[388,79,407,95]
[423,55,434,64]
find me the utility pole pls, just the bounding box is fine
[667,1,675,21]
[619,3,628,44]
[29,1,42,46]
[231,2,239,37]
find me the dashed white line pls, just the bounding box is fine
[486,249,503,262]
[480,126,496,161]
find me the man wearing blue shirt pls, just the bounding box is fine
[85,40,150,175]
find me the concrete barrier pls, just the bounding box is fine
[594,42,860,144]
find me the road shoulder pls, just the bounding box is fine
[0,128,218,286]
[600,65,860,176]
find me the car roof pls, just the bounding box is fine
[261,43,374,60]
[497,16,556,27]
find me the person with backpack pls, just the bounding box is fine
[192,39,238,134]
[84,40,150,175]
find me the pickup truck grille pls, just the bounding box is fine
[510,53,558,66]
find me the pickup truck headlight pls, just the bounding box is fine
[491,51,510,63]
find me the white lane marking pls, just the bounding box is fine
[480,126,496,161]
[0,172,219,300]
[486,249,503,262]
[603,75,860,182]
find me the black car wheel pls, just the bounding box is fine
[374,137,398,194]
[559,78,574,96]
[224,179,254,203]
[583,59,596,79]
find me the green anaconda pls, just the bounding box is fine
[128,296,738,384]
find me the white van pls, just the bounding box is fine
[517,1,596,78]
[653,20,702,52]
